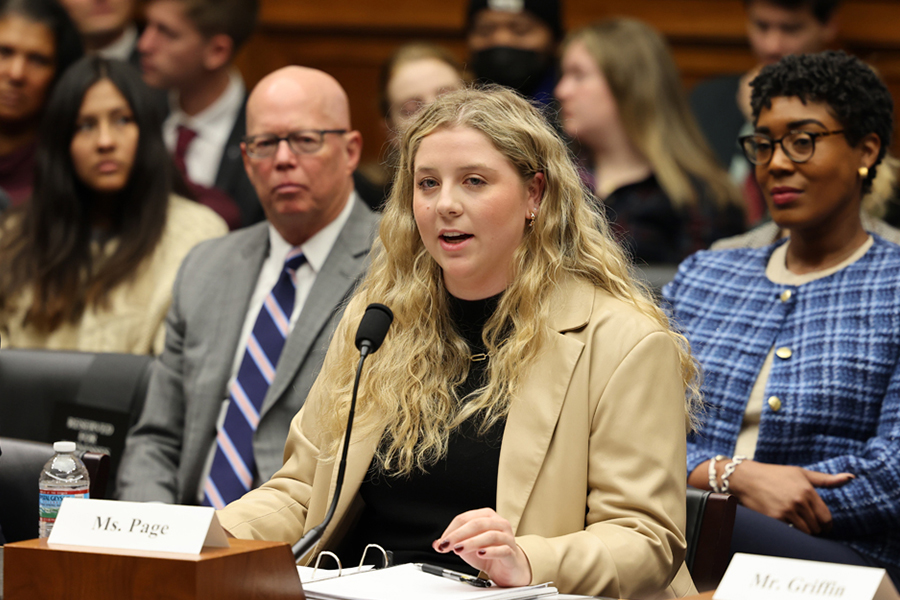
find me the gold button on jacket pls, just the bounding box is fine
[768,396,782,411]
[776,347,793,359]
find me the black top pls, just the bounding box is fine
[603,174,745,265]
[335,293,505,574]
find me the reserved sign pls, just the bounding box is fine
[48,498,229,554]
[715,554,899,600]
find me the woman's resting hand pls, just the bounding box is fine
[728,460,854,534]
[432,508,532,587]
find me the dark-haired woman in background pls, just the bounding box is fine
[555,19,745,265]
[664,51,900,582]
[0,0,83,207]
[0,57,226,354]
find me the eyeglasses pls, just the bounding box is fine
[739,130,845,166]
[242,129,347,159]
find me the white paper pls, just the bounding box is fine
[715,553,899,600]
[48,498,229,554]
[302,563,557,600]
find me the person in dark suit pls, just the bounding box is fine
[136,0,259,228]
[117,66,379,506]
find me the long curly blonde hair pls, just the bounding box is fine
[316,86,700,475]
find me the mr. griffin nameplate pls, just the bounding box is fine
[48,498,229,554]
[715,554,899,600]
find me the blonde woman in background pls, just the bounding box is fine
[356,42,469,209]
[380,42,469,143]
[218,86,699,598]
[556,18,745,264]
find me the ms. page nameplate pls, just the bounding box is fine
[715,553,899,600]
[48,498,229,554]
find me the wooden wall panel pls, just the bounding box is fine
[233,0,900,164]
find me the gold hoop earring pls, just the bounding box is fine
[528,211,536,228]
[859,166,869,178]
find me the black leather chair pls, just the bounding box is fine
[0,350,152,497]
[685,486,738,592]
[0,437,110,543]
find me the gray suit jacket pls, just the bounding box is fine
[117,196,379,504]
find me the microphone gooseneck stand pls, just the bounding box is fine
[291,303,393,562]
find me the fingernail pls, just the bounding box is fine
[477,549,486,556]
[453,544,464,552]
[438,540,450,551]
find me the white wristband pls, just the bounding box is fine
[708,455,728,493]
[720,455,747,492]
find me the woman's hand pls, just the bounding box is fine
[432,508,532,587]
[726,460,854,534]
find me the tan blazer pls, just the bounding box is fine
[218,278,696,599]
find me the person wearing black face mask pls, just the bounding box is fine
[466,0,560,106]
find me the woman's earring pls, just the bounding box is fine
[859,166,869,178]
[528,211,536,228]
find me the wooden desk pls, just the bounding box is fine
[3,538,304,599]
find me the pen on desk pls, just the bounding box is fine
[418,563,492,587]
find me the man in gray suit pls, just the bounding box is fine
[117,66,379,505]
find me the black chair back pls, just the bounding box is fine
[0,350,152,497]
[0,437,111,543]
[0,438,54,543]
[685,486,738,591]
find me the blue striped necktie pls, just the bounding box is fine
[203,248,306,508]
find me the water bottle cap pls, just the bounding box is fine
[53,441,76,453]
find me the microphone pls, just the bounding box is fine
[354,303,393,357]
[292,303,394,561]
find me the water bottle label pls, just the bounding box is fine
[39,488,90,522]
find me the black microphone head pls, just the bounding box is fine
[355,303,393,355]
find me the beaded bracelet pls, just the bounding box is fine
[707,455,728,492]
[720,455,747,492]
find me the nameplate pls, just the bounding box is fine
[48,498,229,554]
[715,553,899,600]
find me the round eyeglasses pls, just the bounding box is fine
[738,130,846,166]
[242,129,347,159]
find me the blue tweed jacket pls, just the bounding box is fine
[663,236,900,570]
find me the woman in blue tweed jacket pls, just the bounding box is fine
[664,51,900,582]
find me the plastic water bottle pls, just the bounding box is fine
[38,441,90,538]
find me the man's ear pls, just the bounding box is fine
[202,33,233,71]
[240,142,255,184]
[344,130,363,174]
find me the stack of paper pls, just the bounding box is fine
[302,563,558,600]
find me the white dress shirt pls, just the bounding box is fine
[163,69,245,187]
[195,192,357,503]
[227,191,356,379]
